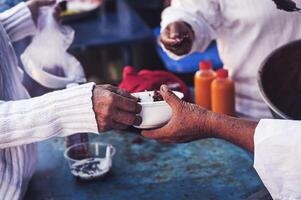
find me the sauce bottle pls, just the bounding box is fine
[194,61,216,109]
[211,69,235,116]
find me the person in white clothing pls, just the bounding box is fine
[0,0,141,199]
[160,0,301,119]
[142,85,301,200]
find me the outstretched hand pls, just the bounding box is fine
[142,85,213,143]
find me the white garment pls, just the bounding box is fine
[0,3,98,200]
[254,119,301,200]
[161,0,301,119]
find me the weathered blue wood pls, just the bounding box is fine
[24,131,264,200]
[69,0,154,50]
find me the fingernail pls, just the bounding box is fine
[134,116,142,126]
[161,85,168,92]
[136,104,142,113]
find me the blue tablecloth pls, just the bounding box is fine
[24,131,264,200]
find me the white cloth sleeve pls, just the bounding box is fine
[0,82,98,149]
[160,0,222,60]
[0,2,36,42]
[254,119,301,200]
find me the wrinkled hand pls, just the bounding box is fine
[27,0,58,24]
[142,85,213,143]
[92,85,142,132]
[160,21,195,56]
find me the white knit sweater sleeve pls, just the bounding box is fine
[0,82,98,149]
[160,0,223,60]
[0,2,36,42]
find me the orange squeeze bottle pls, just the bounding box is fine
[194,61,216,109]
[211,69,235,116]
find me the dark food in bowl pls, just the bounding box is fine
[137,90,164,103]
[71,158,107,180]
[259,39,301,119]
[171,35,193,55]
[153,90,164,102]
[43,66,65,78]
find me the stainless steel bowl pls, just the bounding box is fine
[258,39,301,120]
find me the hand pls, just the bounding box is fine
[92,85,142,132]
[53,4,63,21]
[27,0,56,24]
[142,85,213,143]
[160,21,195,56]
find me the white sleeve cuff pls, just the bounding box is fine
[0,82,98,149]
[0,2,36,42]
[254,119,301,200]
[160,7,216,60]
[54,82,99,137]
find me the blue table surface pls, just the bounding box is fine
[69,0,154,50]
[24,131,264,200]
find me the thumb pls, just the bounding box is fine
[142,124,169,139]
[169,23,181,39]
[160,85,181,109]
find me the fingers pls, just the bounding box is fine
[110,120,128,130]
[115,87,138,101]
[160,22,194,56]
[141,125,169,140]
[160,85,181,109]
[160,31,179,46]
[103,84,138,101]
[114,94,141,113]
[93,85,143,132]
[112,109,142,126]
[169,23,181,39]
[141,85,181,139]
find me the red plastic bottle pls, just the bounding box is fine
[194,61,216,109]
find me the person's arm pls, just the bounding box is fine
[0,83,98,149]
[0,0,55,42]
[211,114,257,152]
[143,85,301,199]
[0,83,142,149]
[160,0,223,59]
[142,85,257,152]
[0,2,36,42]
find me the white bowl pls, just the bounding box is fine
[131,91,184,129]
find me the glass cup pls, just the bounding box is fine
[64,142,116,180]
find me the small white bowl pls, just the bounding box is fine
[131,91,184,129]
